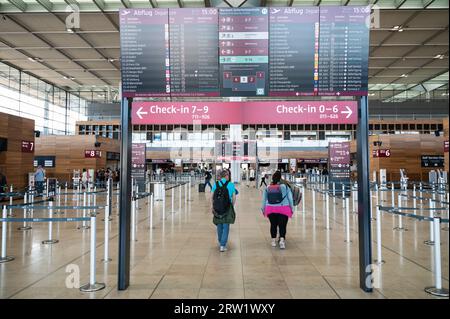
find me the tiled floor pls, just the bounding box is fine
[0,182,448,299]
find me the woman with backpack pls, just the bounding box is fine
[261,171,294,249]
[211,169,236,252]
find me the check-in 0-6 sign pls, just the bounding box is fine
[22,140,34,152]
[85,150,102,158]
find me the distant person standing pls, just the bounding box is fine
[211,169,236,252]
[81,168,90,189]
[34,165,45,196]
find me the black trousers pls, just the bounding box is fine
[268,213,289,239]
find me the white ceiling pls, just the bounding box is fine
[0,0,448,102]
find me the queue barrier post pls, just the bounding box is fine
[80,214,105,292]
[42,201,59,244]
[424,199,435,246]
[325,192,331,230]
[312,188,316,220]
[102,205,111,263]
[375,205,385,265]
[171,187,175,214]
[391,182,395,207]
[393,194,407,231]
[149,193,154,229]
[179,184,182,213]
[345,197,351,243]
[0,206,14,263]
[8,185,13,217]
[79,191,89,230]
[162,186,166,220]
[301,184,305,214]
[18,190,32,231]
[131,195,136,242]
[424,217,449,297]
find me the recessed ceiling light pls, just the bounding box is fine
[398,28,404,32]
[108,58,116,62]
[66,28,75,33]
[434,54,445,59]
[63,76,68,79]
[400,74,408,78]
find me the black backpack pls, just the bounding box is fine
[213,181,230,217]
[267,184,286,204]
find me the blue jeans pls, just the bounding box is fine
[205,180,212,190]
[216,223,230,247]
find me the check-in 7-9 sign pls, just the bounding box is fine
[131,101,357,125]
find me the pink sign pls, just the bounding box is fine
[131,101,357,125]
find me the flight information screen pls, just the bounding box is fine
[169,8,220,97]
[219,7,269,97]
[269,7,319,96]
[119,7,370,98]
[120,9,170,97]
[318,6,370,96]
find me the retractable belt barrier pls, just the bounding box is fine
[376,205,449,298]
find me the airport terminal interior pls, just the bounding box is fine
[0,0,449,300]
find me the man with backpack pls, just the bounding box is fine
[211,169,236,252]
[261,171,294,249]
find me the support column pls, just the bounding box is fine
[118,97,132,290]
[356,96,373,293]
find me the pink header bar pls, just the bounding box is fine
[132,101,358,125]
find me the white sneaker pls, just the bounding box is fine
[219,246,227,252]
[271,239,277,247]
[279,239,286,249]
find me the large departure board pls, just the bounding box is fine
[219,7,269,97]
[318,6,370,96]
[119,7,370,98]
[120,9,170,97]
[269,7,319,96]
[169,8,220,97]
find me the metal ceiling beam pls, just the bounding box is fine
[92,0,119,31]
[423,0,436,9]
[64,0,79,10]
[0,37,84,87]
[120,0,131,8]
[149,0,156,8]
[22,3,120,72]
[395,0,408,9]
[36,0,53,12]
[223,0,234,7]
[177,0,183,8]
[315,0,322,6]
[204,0,211,7]
[260,0,267,7]
[4,14,113,87]
[372,26,449,78]
[370,11,422,56]
[238,0,249,7]
[288,0,294,6]
[6,0,27,12]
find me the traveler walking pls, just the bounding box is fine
[204,170,213,191]
[259,173,268,188]
[81,168,90,189]
[211,169,236,252]
[261,171,294,249]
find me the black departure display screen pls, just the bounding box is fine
[219,7,269,97]
[318,6,370,96]
[169,8,220,97]
[120,9,170,97]
[269,7,319,97]
[119,7,370,98]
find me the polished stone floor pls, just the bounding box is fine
[0,182,448,299]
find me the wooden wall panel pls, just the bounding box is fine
[35,135,120,183]
[369,134,444,182]
[0,112,35,190]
